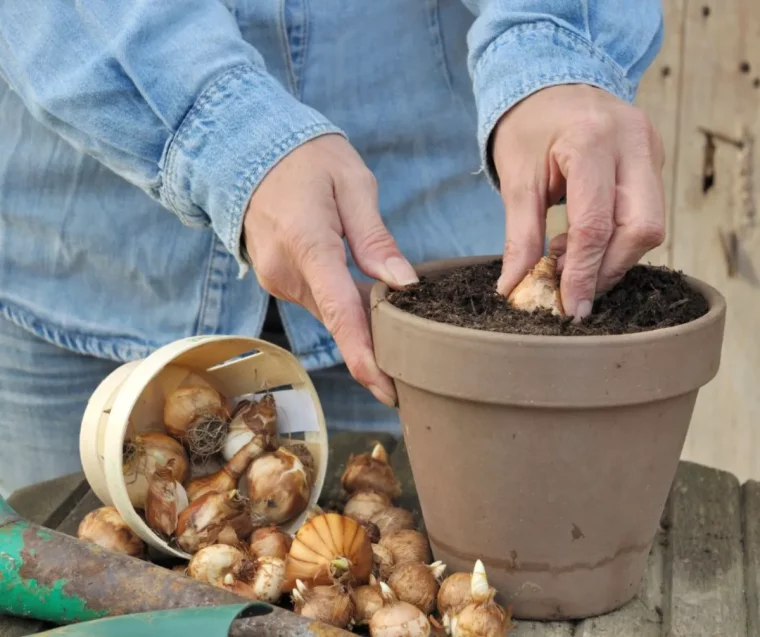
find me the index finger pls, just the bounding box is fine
[299,240,397,408]
[559,150,616,319]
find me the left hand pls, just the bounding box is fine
[491,85,666,319]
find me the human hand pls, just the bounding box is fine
[491,85,665,319]
[243,134,418,407]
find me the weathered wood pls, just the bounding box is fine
[54,490,103,538]
[664,462,747,637]
[671,0,760,482]
[510,622,574,636]
[635,0,687,267]
[317,431,397,507]
[742,480,760,635]
[574,526,665,637]
[6,473,87,527]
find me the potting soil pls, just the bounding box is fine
[387,261,709,336]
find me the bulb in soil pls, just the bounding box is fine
[187,544,285,603]
[341,443,401,498]
[450,560,511,637]
[379,529,431,566]
[77,507,145,558]
[187,436,270,501]
[249,526,292,561]
[163,385,230,458]
[370,507,416,537]
[292,580,355,629]
[176,489,247,554]
[437,572,473,629]
[222,396,279,462]
[123,433,189,509]
[369,581,431,637]
[344,490,391,523]
[284,513,373,590]
[246,447,311,525]
[506,254,564,317]
[388,561,446,615]
[145,460,188,537]
[372,543,395,581]
[352,574,384,626]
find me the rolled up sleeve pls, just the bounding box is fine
[0,0,344,275]
[462,0,664,188]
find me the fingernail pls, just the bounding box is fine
[369,384,397,408]
[383,256,418,287]
[572,300,593,324]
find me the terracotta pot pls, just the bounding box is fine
[370,256,726,620]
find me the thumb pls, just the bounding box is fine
[335,169,418,289]
[497,178,548,297]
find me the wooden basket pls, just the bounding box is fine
[79,335,328,558]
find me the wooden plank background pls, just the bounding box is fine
[545,0,760,481]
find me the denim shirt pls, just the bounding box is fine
[0,1,662,370]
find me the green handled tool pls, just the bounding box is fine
[0,495,350,635]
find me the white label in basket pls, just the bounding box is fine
[233,388,320,434]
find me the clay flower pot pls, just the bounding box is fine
[370,256,726,620]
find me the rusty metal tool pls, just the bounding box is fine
[0,495,350,635]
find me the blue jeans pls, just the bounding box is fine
[0,316,400,497]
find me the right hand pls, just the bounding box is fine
[243,134,418,407]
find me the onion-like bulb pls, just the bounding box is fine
[388,561,446,615]
[123,433,189,509]
[361,520,381,544]
[145,460,189,537]
[341,443,401,498]
[163,385,230,457]
[250,526,292,561]
[282,441,316,487]
[352,574,384,626]
[222,397,279,462]
[372,543,395,581]
[292,580,354,629]
[370,507,416,537]
[344,490,391,523]
[437,572,473,630]
[369,581,431,637]
[506,254,564,316]
[187,437,269,501]
[187,544,285,603]
[246,447,311,525]
[77,507,145,558]
[450,560,511,637]
[283,513,373,590]
[379,529,431,566]
[176,489,247,554]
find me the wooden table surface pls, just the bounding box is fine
[2,431,759,637]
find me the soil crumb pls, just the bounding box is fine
[387,261,709,336]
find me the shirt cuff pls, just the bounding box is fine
[472,22,637,190]
[159,64,345,275]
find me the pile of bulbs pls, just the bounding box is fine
[78,439,512,636]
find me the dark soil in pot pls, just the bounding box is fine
[388,261,708,336]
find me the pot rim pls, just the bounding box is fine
[371,255,726,347]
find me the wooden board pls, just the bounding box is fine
[670,0,760,482]
[4,447,760,635]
